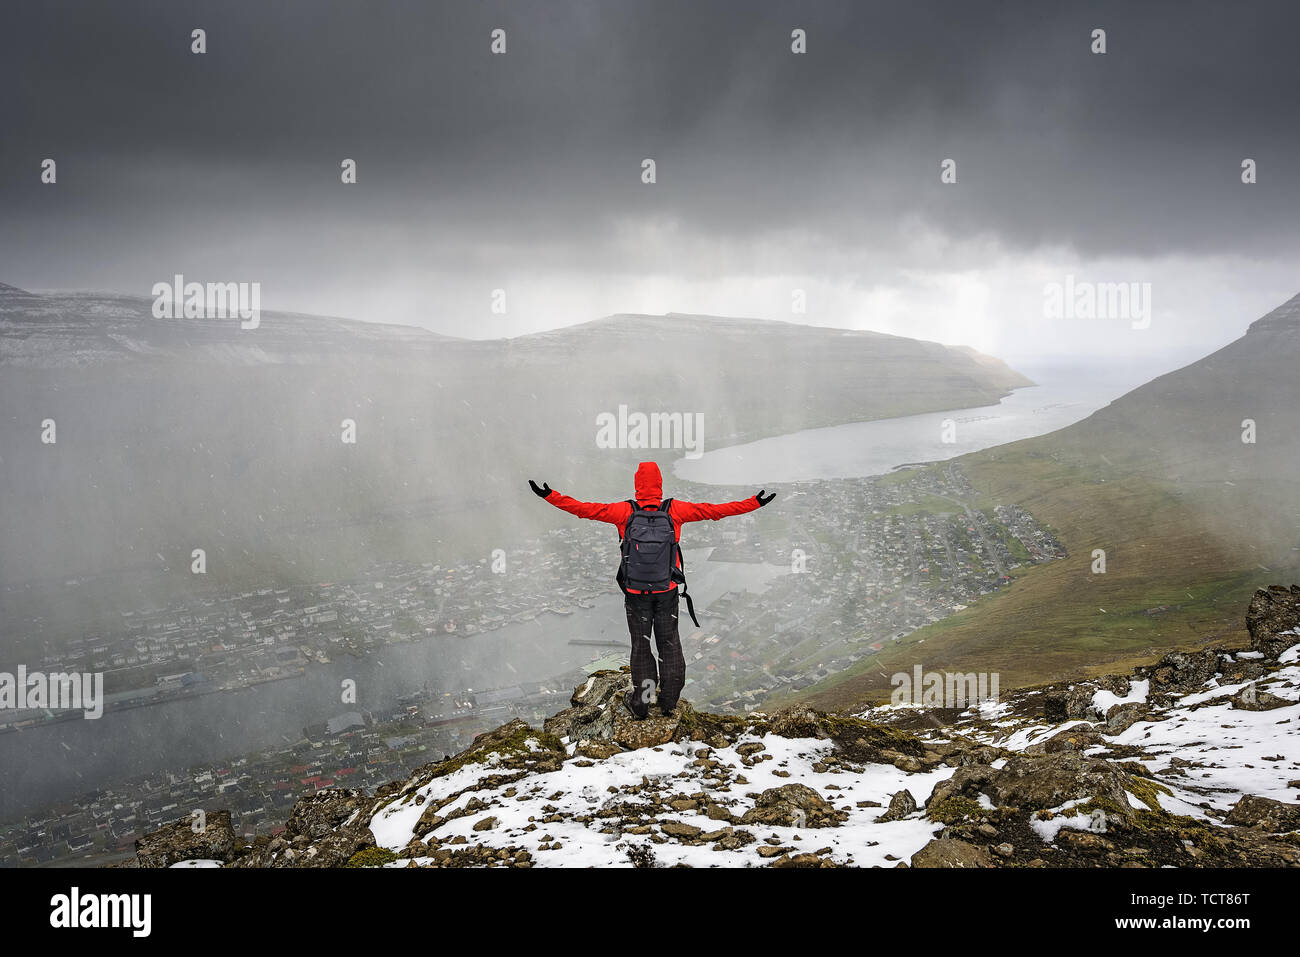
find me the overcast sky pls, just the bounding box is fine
[2,0,1297,365]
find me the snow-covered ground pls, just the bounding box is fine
[872,646,1300,825]
[371,732,959,867]
[361,646,1299,867]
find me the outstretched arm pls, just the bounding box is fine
[529,479,630,526]
[672,490,774,523]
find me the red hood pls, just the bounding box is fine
[634,461,663,507]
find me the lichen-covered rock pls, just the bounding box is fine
[989,753,1135,815]
[676,708,750,746]
[1102,702,1150,735]
[877,789,917,822]
[1230,684,1292,711]
[740,783,847,828]
[765,705,831,739]
[910,836,994,868]
[1094,674,1132,696]
[1028,723,1103,754]
[1225,795,1300,833]
[418,719,567,782]
[1220,659,1271,684]
[570,669,633,709]
[613,698,689,749]
[233,788,378,868]
[928,752,1134,823]
[1246,584,1300,659]
[285,824,376,868]
[760,708,931,767]
[1042,684,1103,722]
[575,740,624,759]
[1140,649,1223,695]
[135,810,235,868]
[286,788,371,841]
[546,703,618,744]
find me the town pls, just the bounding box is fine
[0,463,1066,865]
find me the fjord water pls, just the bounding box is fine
[673,361,1162,485]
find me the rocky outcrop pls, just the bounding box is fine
[129,587,1300,869]
[877,789,918,823]
[232,788,376,868]
[134,810,236,868]
[911,836,995,868]
[1225,795,1300,833]
[740,784,848,828]
[545,669,689,752]
[1246,584,1300,659]
[932,752,1136,821]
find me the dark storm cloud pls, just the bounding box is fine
[1,0,1297,308]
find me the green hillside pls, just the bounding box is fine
[794,293,1300,712]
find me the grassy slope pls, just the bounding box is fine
[786,296,1300,713]
[787,450,1278,713]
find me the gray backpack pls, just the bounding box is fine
[615,500,700,626]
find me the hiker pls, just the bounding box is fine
[529,461,774,719]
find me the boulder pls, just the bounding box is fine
[575,740,624,759]
[1140,649,1221,695]
[660,820,704,842]
[766,705,831,739]
[570,669,633,709]
[135,810,236,868]
[1225,795,1300,833]
[740,783,847,828]
[1094,675,1132,696]
[436,719,567,776]
[929,752,1134,822]
[910,836,995,868]
[985,753,1133,814]
[1220,659,1271,684]
[612,698,690,750]
[1028,724,1103,754]
[1102,702,1151,735]
[1230,684,1293,712]
[1042,684,1103,722]
[546,704,618,744]
[263,787,377,868]
[877,789,918,822]
[1246,585,1300,659]
[286,788,371,841]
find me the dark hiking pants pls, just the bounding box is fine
[624,588,686,717]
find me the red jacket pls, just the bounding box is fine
[544,461,760,594]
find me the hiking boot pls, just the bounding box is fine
[624,691,649,720]
[657,697,679,716]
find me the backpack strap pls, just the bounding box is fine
[615,499,637,593]
[679,585,701,629]
[659,502,700,627]
[619,499,638,539]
